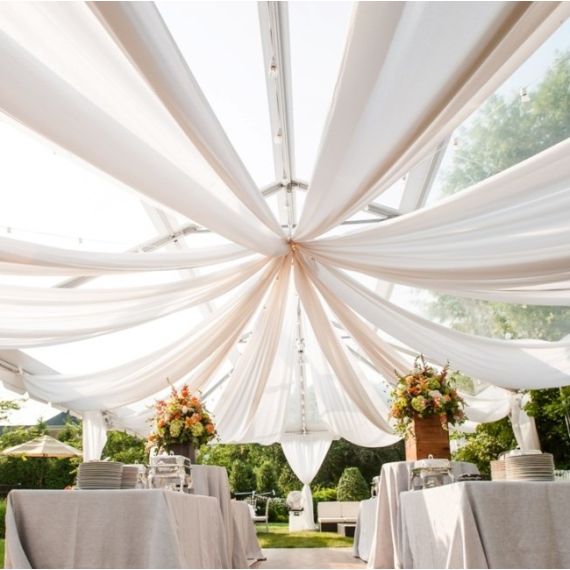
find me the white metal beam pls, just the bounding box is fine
[258,1,296,236]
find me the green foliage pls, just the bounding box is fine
[316,439,403,488]
[0,500,4,539]
[229,460,256,493]
[0,400,20,422]
[312,486,338,518]
[525,388,570,469]
[452,418,516,476]
[102,431,147,464]
[267,497,288,523]
[336,467,369,502]
[257,522,353,549]
[277,464,302,496]
[441,52,570,199]
[255,460,277,494]
[427,49,570,470]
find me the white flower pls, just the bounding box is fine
[429,390,442,399]
[182,406,189,414]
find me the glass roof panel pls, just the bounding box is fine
[289,2,353,182]
[157,1,275,188]
[427,18,570,205]
[0,113,161,252]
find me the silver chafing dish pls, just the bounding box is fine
[410,455,454,490]
[148,454,192,492]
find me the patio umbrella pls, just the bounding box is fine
[2,435,82,458]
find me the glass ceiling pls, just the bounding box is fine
[0,2,568,423]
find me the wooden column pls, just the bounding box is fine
[405,414,451,461]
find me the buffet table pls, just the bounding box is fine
[5,489,230,569]
[368,460,478,568]
[353,498,377,562]
[231,501,264,565]
[191,465,249,568]
[400,481,570,569]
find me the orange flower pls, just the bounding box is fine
[206,423,215,434]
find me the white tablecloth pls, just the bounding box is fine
[5,489,229,569]
[192,465,248,568]
[231,501,264,565]
[368,460,479,569]
[400,481,570,569]
[353,498,377,562]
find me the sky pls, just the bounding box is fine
[0,3,568,425]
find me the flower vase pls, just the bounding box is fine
[405,414,450,461]
[166,442,196,463]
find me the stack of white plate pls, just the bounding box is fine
[490,460,506,480]
[121,465,142,489]
[505,453,554,481]
[77,461,123,489]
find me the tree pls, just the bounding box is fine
[452,418,516,476]
[426,50,570,470]
[229,460,256,493]
[0,400,20,422]
[255,460,277,493]
[336,467,370,501]
[102,431,147,464]
[524,388,570,469]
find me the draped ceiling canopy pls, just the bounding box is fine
[0,0,570,479]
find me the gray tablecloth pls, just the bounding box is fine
[192,465,248,569]
[5,489,229,569]
[368,460,478,569]
[353,498,377,562]
[400,481,570,569]
[231,501,264,564]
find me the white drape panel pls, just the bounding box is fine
[510,394,541,451]
[308,261,570,390]
[461,385,513,424]
[23,260,281,410]
[304,139,570,303]
[295,1,567,240]
[281,436,333,531]
[225,275,298,445]
[215,258,291,442]
[295,264,396,434]
[0,257,268,347]
[88,2,283,239]
[0,236,251,275]
[305,319,399,448]
[0,6,286,255]
[82,410,108,461]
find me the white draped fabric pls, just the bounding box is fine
[294,1,567,240]
[82,410,108,461]
[304,139,570,303]
[23,260,280,410]
[0,2,286,256]
[0,257,267,347]
[88,2,284,240]
[0,0,568,466]
[306,260,570,390]
[0,236,251,275]
[281,436,333,531]
[510,394,542,451]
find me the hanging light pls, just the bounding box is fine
[273,128,283,144]
[520,87,530,104]
[269,58,278,79]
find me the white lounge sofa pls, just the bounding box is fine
[317,501,360,531]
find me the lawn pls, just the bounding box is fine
[0,538,4,568]
[256,522,353,548]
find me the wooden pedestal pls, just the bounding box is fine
[405,414,450,461]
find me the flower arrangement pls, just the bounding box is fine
[147,384,217,450]
[390,355,465,437]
